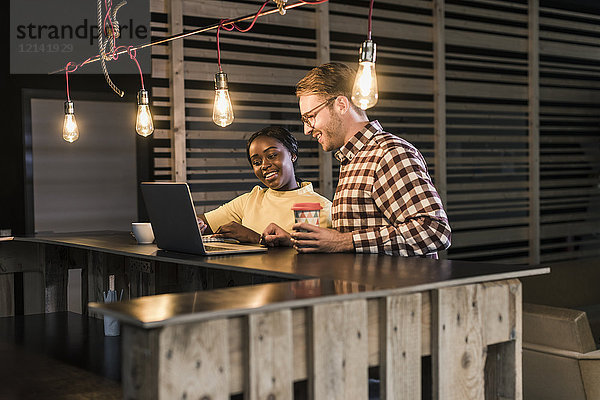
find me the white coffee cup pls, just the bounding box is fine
[131,222,154,244]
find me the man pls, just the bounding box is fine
[263,62,451,257]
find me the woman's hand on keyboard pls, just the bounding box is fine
[214,222,261,244]
[197,218,208,234]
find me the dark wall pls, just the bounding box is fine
[2,71,152,235]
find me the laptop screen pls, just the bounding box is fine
[141,182,207,254]
[140,182,266,256]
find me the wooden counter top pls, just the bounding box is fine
[13,231,550,327]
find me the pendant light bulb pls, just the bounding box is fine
[136,89,154,137]
[351,40,378,110]
[63,101,79,143]
[213,72,234,127]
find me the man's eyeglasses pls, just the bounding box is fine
[300,97,337,129]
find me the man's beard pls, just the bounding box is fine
[319,111,344,152]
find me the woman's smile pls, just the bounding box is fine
[264,170,278,181]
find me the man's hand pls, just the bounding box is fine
[290,223,354,253]
[261,223,293,247]
[214,222,261,244]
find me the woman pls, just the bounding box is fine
[197,126,332,244]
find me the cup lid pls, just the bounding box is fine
[291,202,322,211]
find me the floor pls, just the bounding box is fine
[0,312,122,399]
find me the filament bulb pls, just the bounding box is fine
[63,101,79,143]
[351,40,378,110]
[213,72,234,127]
[136,89,154,137]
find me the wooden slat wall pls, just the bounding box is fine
[148,0,599,264]
[537,3,600,263]
[444,0,531,264]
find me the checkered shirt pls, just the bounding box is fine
[332,121,451,256]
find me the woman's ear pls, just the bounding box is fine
[292,155,297,162]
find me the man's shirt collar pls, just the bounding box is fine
[333,120,383,163]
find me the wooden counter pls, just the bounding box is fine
[1,232,550,399]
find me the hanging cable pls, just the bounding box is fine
[367,0,374,40]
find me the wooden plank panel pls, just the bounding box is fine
[0,242,45,315]
[540,12,600,32]
[447,81,528,100]
[247,310,293,400]
[540,85,600,102]
[330,16,432,43]
[159,318,230,400]
[153,59,308,84]
[446,30,527,53]
[127,258,156,299]
[451,227,528,248]
[45,244,68,313]
[23,271,45,315]
[433,0,447,210]
[316,2,333,200]
[86,250,107,319]
[445,18,526,37]
[169,0,187,182]
[446,70,527,84]
[330,2,432,25]
[482,281,514,346]
[446,3,527,22]
[432,284,485,400]
[310,299,368,400]
[380,293,422,400]
[122,325,160,400]
[181,45,317,67]
[0,273,14,317]
[483,280,522,400]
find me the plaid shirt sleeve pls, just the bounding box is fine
[351,145,451,256]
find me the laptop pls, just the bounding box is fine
[140,182,267,256]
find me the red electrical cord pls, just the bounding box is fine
[217,0,270,71]
[65,62,74,102]
[299,0,329,4]
[216,0,331,70]
[127,46,145,90]
[367,0,374,40]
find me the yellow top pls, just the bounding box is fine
[205,182,332,234]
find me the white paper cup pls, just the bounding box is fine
[131,222,154,244]
[292,203,323,232]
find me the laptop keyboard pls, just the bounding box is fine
[202,235,226,242]
[202,235,240,244]
[204,245,230,252]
